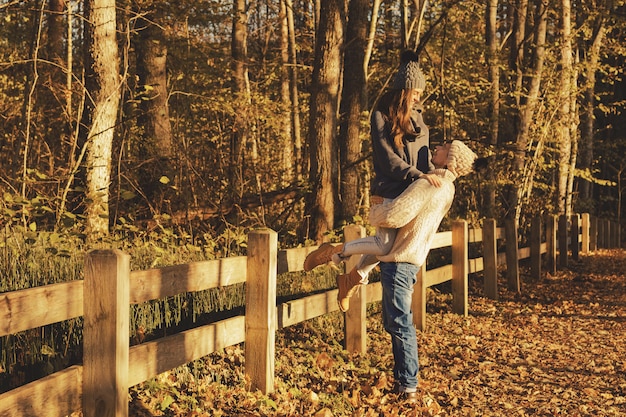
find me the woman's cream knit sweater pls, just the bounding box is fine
[368,168,456,267]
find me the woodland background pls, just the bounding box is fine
[0,0,625,400]
[1,0,625,247]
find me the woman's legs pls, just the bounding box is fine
[379,261,419,392]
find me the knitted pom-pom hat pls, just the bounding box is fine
[392,50,426,91]
[447,140,478,178]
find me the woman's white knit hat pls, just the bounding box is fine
[447,140,477,178]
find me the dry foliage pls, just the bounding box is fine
[127,249,626,416]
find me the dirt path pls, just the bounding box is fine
[129,249,626,416]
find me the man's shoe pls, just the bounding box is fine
[392,383,419,404]
[399,391,419,403]
[304,243,343,271]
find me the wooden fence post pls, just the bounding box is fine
[589,216,598,251]
[482,219,498,300]
[344,225,367,353]
[83,249,130,417]
[598,219,605,249]
[545,215,557,275]
[452,220,468,316]
[530,216,542,280]
[245,229,277,394]
[571,214,580,261]
[412,264,428,331]
[581,213,590,254]
[558,215,569,268]
[504,218,520,292]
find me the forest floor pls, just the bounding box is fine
[127,249,626,417]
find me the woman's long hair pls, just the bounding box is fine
[376,89,418,149]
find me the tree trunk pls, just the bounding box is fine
[83,0,120,237]
[134,7,174,212]
[338,0,368,223]
[230,0,250,202]
[135,10,172,159]
[306,0,344,242]
[279,0,294,185]
[286,0,303,181]
[508,0,547,225]
[557,0,573,216]
[484,0,499,218]
[578,19,606,202]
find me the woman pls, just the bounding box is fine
[304,50,438,312]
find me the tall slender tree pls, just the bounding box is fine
[484,0,499,218]
[82,0,120,237]
[557,0,574,215]
[306,0,345,241]
[337,0,368,223]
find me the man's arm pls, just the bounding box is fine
[369,179,449,228]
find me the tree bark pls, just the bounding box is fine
[83,0,120,237]
[578,19,606,202]
[557,0,573,215]
[508,0,547,225]
[230,0,250,203]
[338,0,368,223]
[279,0,294,185]
[485,0,499,218]
[134,7,174,212]
[135,9,172,159]
[306,0,344,241]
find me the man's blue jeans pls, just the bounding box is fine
[380,261,419,392]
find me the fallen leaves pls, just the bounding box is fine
[129,249,626,416]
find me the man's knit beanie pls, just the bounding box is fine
[392,50,426,91]
[447,140,478,178]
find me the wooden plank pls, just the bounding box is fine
[559,215,569,267]
[344,225,367,353]
[129,256,248,304]
[0,365,82,417]
[581,213,590,254]
[412,265,427,331]
[483,219,498,300]
[0,280,83,337]
[83,250,130,417]
[128,316,246,387]
[518,246,530,260]
[452,221,468,316]
[505,218,520,292]
[430,231,452,249]
[571,214,580,261]
[590,216,598,251]
[530,216,542,280]
[497,252,507,265]
[468,257,483,274]
[423,264,453,287]
[245,230,277,394]
[278,290,339,328]
[468,227,482,243]
[277,247,312,274]
[545,215,558,274]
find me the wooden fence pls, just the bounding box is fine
[0,214,621,417]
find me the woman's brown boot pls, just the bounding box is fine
[337,267,363,312]
[304,243,344,271]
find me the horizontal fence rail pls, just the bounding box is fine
[0,214,621,417]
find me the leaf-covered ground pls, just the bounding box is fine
[128,249,626,416]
